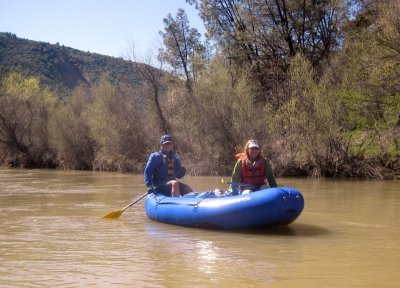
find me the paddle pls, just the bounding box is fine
[102,168,185,219]
[102,192,147,219]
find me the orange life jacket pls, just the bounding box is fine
[239,155,265,185]
[160,152,175,179]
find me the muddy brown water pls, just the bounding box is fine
[0,168,398,287]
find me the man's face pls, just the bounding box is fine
[161,142,173,152]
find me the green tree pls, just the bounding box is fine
[159,8,206,91]
[157,8,207,155]
[188,0,351,105]
[123,44,171,136]
[336,0,400,161]
[86,76,147,172]
[0,72,56,167]
[49,86,95,169]
[375,0,400,62]
[169,54,260,175]
[267,55,346,177]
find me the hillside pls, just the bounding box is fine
[0,32,148,95]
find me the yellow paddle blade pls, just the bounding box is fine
[102,192,147,219]
[102,209,123,219]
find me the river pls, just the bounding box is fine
[0,168,398,287]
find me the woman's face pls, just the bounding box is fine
[248,147,259,160]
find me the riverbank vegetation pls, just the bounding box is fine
[0,0,399,179]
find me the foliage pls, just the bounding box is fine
[0,0,399,178]
[188,0,352,105]
[335,0,400,163]
[267,55,344,176]
[0,72,56,167]
[159,8,206,89]
[49,86,95,170]
[86,76,148,172]
[170,55,261,175]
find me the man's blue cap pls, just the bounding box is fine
[160,135,173,145]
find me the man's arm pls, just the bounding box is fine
[174,154,185,179]
[264,159,277,188]
[144,153,156,187]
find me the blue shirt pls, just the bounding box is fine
[144,150,185,188]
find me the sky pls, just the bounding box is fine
[0,0,205,58]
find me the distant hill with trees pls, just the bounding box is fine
[0,32,147,95]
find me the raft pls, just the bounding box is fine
[144,187,304,230]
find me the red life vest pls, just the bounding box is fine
[240,156,265,185]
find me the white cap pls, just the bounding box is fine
[249,141,259,149]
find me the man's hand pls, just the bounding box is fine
[175,166,186,179]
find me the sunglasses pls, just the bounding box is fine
[249,147,259,150]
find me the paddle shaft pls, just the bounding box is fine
[122,170,182,210]
[227,181,254,188]
[102,168,185,218]
[121,192,148,212]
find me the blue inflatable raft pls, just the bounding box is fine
[144,187,304,230]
